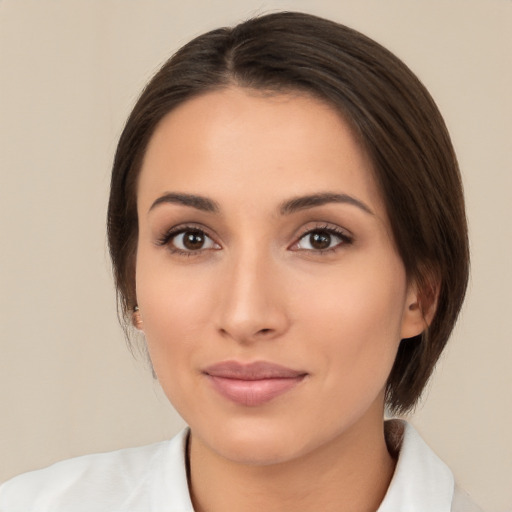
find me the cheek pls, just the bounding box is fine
[135,252,217,359]
[135,261,217,414]
[297,259,407,380]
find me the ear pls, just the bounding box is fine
[132,306,144,331]
[400,276,439,340]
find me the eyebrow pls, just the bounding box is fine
[149,193,220,213]
[149,191,373,216]
[279,193,374,216]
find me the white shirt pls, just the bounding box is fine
[0,420,482,512]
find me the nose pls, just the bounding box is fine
[215,248,290,344]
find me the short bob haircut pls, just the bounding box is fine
[107,11,469,414]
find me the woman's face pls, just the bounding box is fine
[135,87,424,465]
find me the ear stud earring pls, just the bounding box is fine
[132,305,143,329]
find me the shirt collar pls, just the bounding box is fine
[119,428,194,512]
[156,421,454,512]
[378,419,454,512]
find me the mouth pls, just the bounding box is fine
[203,361,308,407]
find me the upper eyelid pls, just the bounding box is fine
[295,222,353,239]
[161,222,215,237]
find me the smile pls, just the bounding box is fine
[203,361,308,407]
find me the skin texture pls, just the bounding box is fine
[134,87,427,512]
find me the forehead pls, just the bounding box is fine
[137,87,384,216]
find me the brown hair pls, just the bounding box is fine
[107,11,469,414]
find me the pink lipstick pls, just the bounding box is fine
[203,361,307,406]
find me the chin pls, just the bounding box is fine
[192,416,313,466]
[213,436,306,467]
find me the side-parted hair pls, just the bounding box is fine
[107,11,469,414]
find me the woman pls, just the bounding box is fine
[0,11,481,512]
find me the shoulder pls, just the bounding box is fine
[452,486,485,512]
[0,429,193,512]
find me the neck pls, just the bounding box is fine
[188,413,396,512]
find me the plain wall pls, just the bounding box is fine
[0,1,510,511]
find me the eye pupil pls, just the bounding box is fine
[310,231,331,250]
[183,231,205,250]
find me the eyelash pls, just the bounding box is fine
[156,223,353,256]
[156,225,218,257]
[293,224,354,254]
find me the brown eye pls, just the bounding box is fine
[294,227,352,252]
[309,231,332,250]
[182,231,206,250]
[170,229,219,252]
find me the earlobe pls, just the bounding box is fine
[400,278,439,340]
[132,306,144,331]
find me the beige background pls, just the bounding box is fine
[0,1,510,510]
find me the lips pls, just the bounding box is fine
[203,361,307,406]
